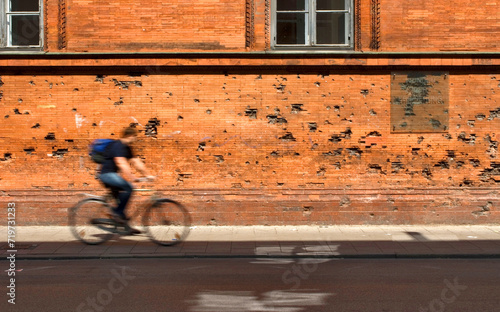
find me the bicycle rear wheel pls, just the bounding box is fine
[143,199,191,246]
[69,198,115,245]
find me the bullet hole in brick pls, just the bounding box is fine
[456,161,465,168]
[114,98,124,106]
[444,134,453,140]
[346,147,362,158]
[459,179,473,187]
[314,82,321,87]
[411,148,420,155]
[446,150,455,158]
[317,167,326,176]
[178,116,184,121]
[469,159,481,167]
[392,162,404,173]
[256,75,262,80]
[472,202,492,216]
[209,218,217,226]
[245,108,257,119]
[196,156,202,162]
[369,109,377,116]
[322,149,343,156]
[24,148,35,154]
[308,123,317,132]
[18,98,23,103]
[457,132,476,145]
[422,168,432,179]
[279,132,296,142]
[95,75,105,83]
[145,118,160,137]
[266,115,287,124]
[271,151,280,157]
[92,123,97,127]
[112,79,142,89]
[367,131,381,137]
[1,153,12,161]
[476,114,486,120]
[45,133,56,140]
[177,173,192,182]
[368,164,385,174]
[274,84,286,92]
[72,108,77,112]
[65,139,74,143]
[14,108,21,115]
[197,142,206,151]
[487,108,500,120]
[73,88,79,92]
[206,109,212,114]
[31,123,40,129]
[194,99,200,103]
[360,89,369,96]
[4,115,8,118]
[339,197,351,207]
[291,104,305,113]
[479,163,500,182]
[329,128,352,143]
[434,160,450,169]
[52,149,68,157]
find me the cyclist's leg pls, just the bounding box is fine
[98,172,133,219]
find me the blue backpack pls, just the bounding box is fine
[89,139,115,164]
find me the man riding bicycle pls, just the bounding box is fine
[98,126,155,233]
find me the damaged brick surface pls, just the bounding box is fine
[0,72,499,225]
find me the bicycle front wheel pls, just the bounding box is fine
[143,199,191,246]
[69,198,114,245]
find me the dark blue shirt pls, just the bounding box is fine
[100,140,133,174]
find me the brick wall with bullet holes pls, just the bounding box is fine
[0,0,499,225]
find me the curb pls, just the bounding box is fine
[8,253,500,261]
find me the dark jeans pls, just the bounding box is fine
[99,172,133,218]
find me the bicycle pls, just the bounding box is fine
[68,179,191,246]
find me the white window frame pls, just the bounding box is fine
[271,0,353,50]
[0,0,43,49]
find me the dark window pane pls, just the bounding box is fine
[277,0,305,11]
[10,0,39,12]
[276,13,306,44]
[316,13,345,44]
[317,0,345,10]
[11,15,40,46]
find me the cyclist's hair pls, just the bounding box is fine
[122,126,138,138]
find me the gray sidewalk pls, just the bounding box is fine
[1,225,500,259]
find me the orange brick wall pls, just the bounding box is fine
[1,69,499,225]
[380,0,500,51]
[43,0,500,52]
[1,0,500,225]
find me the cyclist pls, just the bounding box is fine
[98,126,155,234]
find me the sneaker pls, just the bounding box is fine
[111,213,129,224]
[128,227,142,235]
[110,209,130,222]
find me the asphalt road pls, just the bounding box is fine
[2,258,500,312]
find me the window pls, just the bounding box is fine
[272,0,353,49]
[1,0,42,48]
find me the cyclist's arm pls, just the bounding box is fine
[114,157,137,181]
[130,157,152,178]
